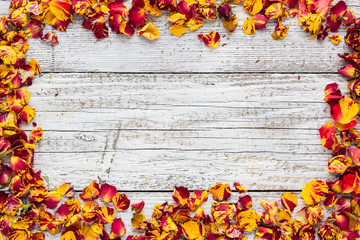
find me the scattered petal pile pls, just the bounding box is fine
[0,0,360,239]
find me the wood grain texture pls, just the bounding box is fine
[0,1,358,73]
[0,2,353,238]
[12,72,342,191]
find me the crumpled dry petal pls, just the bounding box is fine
[137,23,159,40]
[209,183,231,201]
[301,180,328,205]
[198,31,220,48]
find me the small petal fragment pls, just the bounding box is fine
[198,31,220,48]
[30,127,43,142]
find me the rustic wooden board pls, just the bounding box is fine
[15,72,344,191]
[0,1,356,238]
[0,1,358,73]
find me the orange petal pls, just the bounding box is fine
[209,183,231,201]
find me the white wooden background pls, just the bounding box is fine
[1,1,359,238]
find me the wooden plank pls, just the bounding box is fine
[0,1,358,73]
[25,72,340,131]
[8,72,340,191]
[40,191,324,239]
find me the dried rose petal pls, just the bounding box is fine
[41,33,59,46]
[137,23,159,40]
[198,31,220,48]
[26,20,45,38]
[328,34,341,45]
[209,183,231,201]
[243,0,263,15]
[113,192,130,211]
[131,213,147,230]
[281,192,298,212]
[100,183,117,203]
[131,201,145,213]
[110,218,126,238]
[242,18,256,35]
[30,127,43,142]
[301,180,329,205]
[234,182,248,194]
[80,182,100,201]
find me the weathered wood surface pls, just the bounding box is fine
[19,73,343,191]
[0,1,359,73]
[1,0,357,238]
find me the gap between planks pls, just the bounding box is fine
[39,71,341,74]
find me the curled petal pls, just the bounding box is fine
[26,20,45,38]
[327,14,341,32]
[41,33,59,46]
[169,20,187,37]
[238,195,252,210]
[0,46,18,65]
[0,16,8,35]
[128,6,147,28]
[81,201,99,222]
[301,180,328,205]
[331,96,359,129]
[131,201,145,213]
[281,192,298,212]
[314,0,333,18]
[222,15,238,34]
[96,205,115,224]
[181,221,205,239]
[9,8,28,29]
[49,0,72,21]
[338,64,357,79]
[209,183,231,201]
[234,182,248,194]
[343,9,355,26]
[252,14,267,30]
[198,31,220,48]
[242,18,256,35]
[348,148,360,166]
[265,3,284,19]
[113,192,130,211]
[30,127,43,142]
[109,2,129,17]
[80,181,100,201]
[173,186,190,205]
[211,202,237,224]
[44,191,62,209]
[243,0,263,15]
[137,23,159,40]
[328,34,341,45]
[324,82,342,105]
[271,21,289,40]
[161,216,177,232]
[330,1,347,16]
[186,190,208,211]
[0,165,12,185]
[341,169,359,193]
[236,209,259,232]
[319,121,339,150]
[327,155,352,174]
[131,213,147,230]
[100,183,117,203]
[110,218,126,238]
